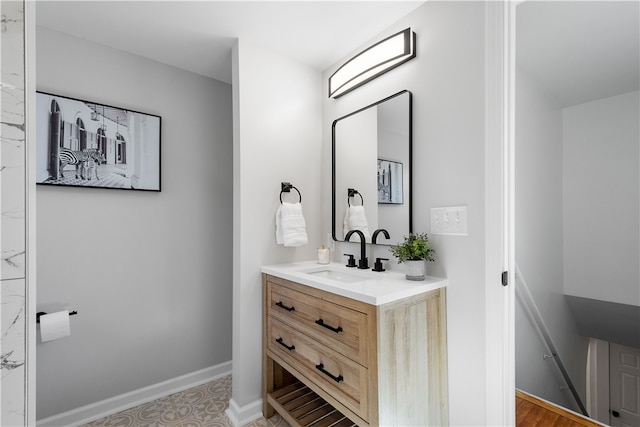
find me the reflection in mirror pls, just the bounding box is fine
[332,91,411,245]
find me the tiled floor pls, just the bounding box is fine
[82,375,289,427]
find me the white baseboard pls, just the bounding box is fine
[37,361,232,427]
[225,397,263,427]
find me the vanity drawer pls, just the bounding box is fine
[267,316,368,420]
[266,280,369,365]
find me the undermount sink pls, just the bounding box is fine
[304,268,367,283]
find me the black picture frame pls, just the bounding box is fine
[377,159,403,204]
[36,91,161,191]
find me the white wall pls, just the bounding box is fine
[35,27,233,419]
[229,38,322,422]
[323,3,489,424]
[515,67,590,409]
[563,91,640,306]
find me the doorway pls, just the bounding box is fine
[515,0,640,423]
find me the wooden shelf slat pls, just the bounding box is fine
[307,410,347,427]
[271,382,305,399]
[279,387,313,406]
[282,391,318,411]
[289,399,327,419]
[331,419,357,427]
[297,405,336,426]
[267,381,354,427]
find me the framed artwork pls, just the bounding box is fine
[377,159,403,204]
[35,91,161,191]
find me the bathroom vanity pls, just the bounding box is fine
[262,262,448,426]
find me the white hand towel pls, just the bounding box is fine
[276,205,284,244]
[343,207,351,238]
[276,202,308,247]
[343,205,371,242]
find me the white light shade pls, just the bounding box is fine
[329,28,416,98]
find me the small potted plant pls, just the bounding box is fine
[389,232,435,281]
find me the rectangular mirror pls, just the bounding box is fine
[332,90,412,245]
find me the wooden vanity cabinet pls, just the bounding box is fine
[262,274,448,426]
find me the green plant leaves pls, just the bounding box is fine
[389,232,435,263]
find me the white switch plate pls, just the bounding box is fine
[431,206,468,236]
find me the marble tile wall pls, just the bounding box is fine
[1,1,27,426]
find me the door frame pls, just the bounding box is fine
[587,338,611,425]
[485,1,516,424]
[26,0,37,424]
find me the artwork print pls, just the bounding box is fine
[36,92,161,191]
[377,159,403,204]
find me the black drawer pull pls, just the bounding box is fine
[275,301,295,312]
[315,318,343,333]
[276,337,295,351]
[315,363,343,383]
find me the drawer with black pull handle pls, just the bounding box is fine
[266,279,369,365]
[266,316,369,420]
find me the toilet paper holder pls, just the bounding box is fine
[36,311,77,323]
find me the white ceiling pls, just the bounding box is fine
[517,1,640,107]
[36,1,640,106]
[35,1,425,84]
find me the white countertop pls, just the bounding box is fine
[261,261,447,306]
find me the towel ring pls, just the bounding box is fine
[347,188,364,207]
[280,182,302,204]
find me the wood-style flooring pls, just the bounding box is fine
[516,390,604,427]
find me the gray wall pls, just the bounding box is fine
[35,27,233,419]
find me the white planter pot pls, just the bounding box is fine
[405,259,426,281]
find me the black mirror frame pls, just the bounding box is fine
[331,90,413,244]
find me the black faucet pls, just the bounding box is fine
[345,230,368,269]
[371,229,390,272]
[372,228,390,244]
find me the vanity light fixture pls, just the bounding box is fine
[329,27,416,98]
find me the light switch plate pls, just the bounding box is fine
[431,206,468,236]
